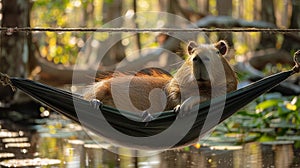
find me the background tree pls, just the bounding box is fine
[258,0,277,49]
[217,0,233,46]
[281,1,300,52]
[24,0,300,86]
[101,0,126,67]
[0,0,32,105]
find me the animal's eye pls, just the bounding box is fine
[202,57,210,61]
[216,51,220,55]
[193,56,200,62]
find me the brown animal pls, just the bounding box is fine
[84,40,238,114]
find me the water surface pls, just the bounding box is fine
[0,113,299,167]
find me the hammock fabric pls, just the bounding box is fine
[1,50,300,150]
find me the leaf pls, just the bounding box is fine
[256,99,280,111]
[237,111,261,118]
[258,134,275,142]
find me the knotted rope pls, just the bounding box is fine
[292,50,300,74]
[0,73,15,91]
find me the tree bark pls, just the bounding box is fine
[133,0,141,53]
[258,0,277,49]
[197,0,209,14]
[217,0,232,16]
[101,0,125,66]
[171,0,205,22]
[281,1,300,52]
[216,0,233,46]
[0,0,31,105]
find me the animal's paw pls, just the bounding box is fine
[173,96,202,118]
[90,99,103,110]
[141,111,155,122]
[173,105,181,114]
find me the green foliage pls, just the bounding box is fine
[104,0,114,4]
[215,93,300,144]
[31,0,92,65]
[31,0,159,65]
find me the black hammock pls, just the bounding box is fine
[1,50,300,150]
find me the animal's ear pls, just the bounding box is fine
[187,41,198,55]
[215,40,228,56]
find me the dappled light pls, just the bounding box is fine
[0,0,300,167]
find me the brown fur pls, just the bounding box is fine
[165,41,238,110]
[84,68,173,112]
[84,41,238,113]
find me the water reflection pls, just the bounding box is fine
[0,158,61,167]
[0,114,300,167]
[2,137,29,143]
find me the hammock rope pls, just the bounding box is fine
[0,73,15,91]
[1,27,300,33]
[0,50,299,149]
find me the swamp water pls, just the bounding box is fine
[0,113,300,168]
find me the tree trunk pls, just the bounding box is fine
[198,0,209,14]
[166,0,176,25]
[81,0,94,28]
[258,0,277,49]
[216,0,233,46]
[133,0,141,53]
[173,0,206,22]
[217,0,232,16]
[253,0,261,20]
[0,0,31,105]
[281,1,300,52]
[101,0,125,67]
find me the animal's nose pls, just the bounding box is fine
[201,56,210,62]
[193,56,209,62]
